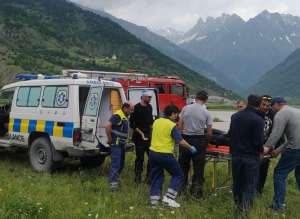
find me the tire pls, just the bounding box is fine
[29,137,54,172]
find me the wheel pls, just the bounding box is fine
[29,137,54,172]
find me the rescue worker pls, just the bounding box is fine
[264,97,300,210]
[178,90,213,199]
[149,104,197,208]
[106,102,134,191]
[229,95,265,212]
[130,90,154,184]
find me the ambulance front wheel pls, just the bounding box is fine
[29,137,55,172]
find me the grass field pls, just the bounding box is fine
[0,149,299,219]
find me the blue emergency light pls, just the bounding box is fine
[15,74,60,80]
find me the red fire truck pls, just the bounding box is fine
[63,70,188,111]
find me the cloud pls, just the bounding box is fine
[70,0,300,31]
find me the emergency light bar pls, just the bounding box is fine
[16,74,61,80]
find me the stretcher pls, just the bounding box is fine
[206,145,231,194]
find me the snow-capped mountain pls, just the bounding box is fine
[161,10,300,91]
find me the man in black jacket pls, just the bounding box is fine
[130,90,154,184]
[229,95,265,211]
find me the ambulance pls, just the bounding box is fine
[0,72,158,172]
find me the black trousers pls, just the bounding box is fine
[133,133,151,179]
[257,158,270,194]
[232,156,259,211]
[179,135,208,197]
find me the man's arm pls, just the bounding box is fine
[206,112,213,139]
[105,122,113,145]
[265,112,288,148]
[106,115,121,145]
[253,118,265,153]
[171,127,193,151]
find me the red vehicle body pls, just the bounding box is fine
[117,76,188,111]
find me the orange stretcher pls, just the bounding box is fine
[206,145,231,194]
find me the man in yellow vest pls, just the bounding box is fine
[106,102,134,192]
[150,104,197,208]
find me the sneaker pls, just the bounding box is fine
[162,196,180,208]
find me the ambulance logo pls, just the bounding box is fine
[89,93,98,110]
[56,90,67,106]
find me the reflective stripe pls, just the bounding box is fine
[150,195,161,201]
[20,119,29,133]
[111,130,127,138]
[9,118,74,138]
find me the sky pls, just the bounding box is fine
[70,0,300,31]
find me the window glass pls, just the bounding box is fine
[17,87,30,106]
[155,84,165,94]
[0,88,15,107]
[171,84,184,97]
[84,87,102,117]
[42,86,57,107]
[55,86,69,108]
[28,87,41,107]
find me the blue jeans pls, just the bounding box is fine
[273,148,300,209]
[149,151,183,201]
[109,144,125,188]
[232,156,260,211]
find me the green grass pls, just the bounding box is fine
[0,149,299,218]
[207,104,236,111]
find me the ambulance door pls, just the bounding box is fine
[128,88,159,118]
[81,86,103,148]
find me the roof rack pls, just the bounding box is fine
[62,69,148,80]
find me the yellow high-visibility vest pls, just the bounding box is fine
[150,118,176,153]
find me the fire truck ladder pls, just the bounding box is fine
[62,69,148,80]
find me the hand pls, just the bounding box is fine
[189,145,197,154]
[263,146,271,155]
[271,148,281,158]
[107,138,112,145]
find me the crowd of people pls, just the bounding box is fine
[103,89,300,212]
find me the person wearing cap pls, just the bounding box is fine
[264,97,300,210]
[229,95,265,212]
[106,102,134,192]
[178,90,213,199]
[257,95,274,194]
[149,104,197,208]
[130,89,154,184]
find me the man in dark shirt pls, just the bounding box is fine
[130,90,154,184]
[257,95,274,194]
[229,95,265,212]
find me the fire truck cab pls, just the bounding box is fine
[118,76,188,111]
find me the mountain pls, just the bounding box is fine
[167,11,300,91]
[249,48,300,102]
[0,0,237,99]
[73,5,240,93]
[152,28,184,44]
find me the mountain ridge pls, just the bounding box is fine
[0,0,237,99]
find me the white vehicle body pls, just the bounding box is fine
[0,76,128,170]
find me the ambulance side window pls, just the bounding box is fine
[42,86,69,108]
[16,86,42,107]
[28,87,41,107]
[16,87,30,107]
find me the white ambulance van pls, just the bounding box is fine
[0,73,129,172]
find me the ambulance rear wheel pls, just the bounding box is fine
[29,137,54,172]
